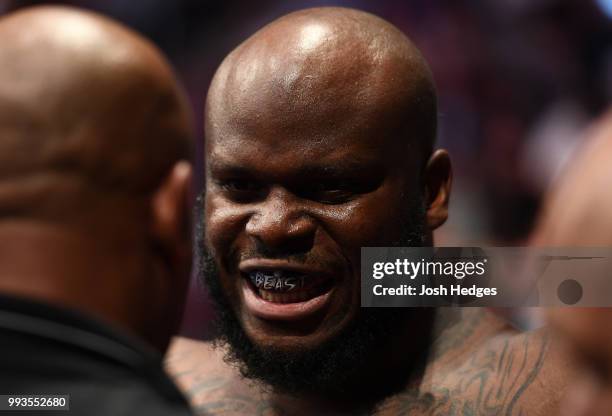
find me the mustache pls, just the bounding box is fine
[239,242,309,263]
[237,248,337,273]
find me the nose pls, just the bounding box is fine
[245,187,316,254]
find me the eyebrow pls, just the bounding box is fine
[207,162,251,177]
[297,162,381,178]
[208,159,383,179]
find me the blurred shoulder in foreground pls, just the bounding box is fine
[536,110,612,416]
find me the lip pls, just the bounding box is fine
[241,279,334,321]
[239,259,329,276]
[239,259,336,321]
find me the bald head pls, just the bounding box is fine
[207,7,437,157]
[0,5,193,218]
[0,6,193,351]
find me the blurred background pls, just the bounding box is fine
[1,0,610,337]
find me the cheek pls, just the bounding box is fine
[205,194,248,262]
[318,186,407,250]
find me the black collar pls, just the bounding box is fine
[0,293,182,396]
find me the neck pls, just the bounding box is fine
[0,219,150,346]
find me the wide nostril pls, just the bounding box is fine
[245,194,316,252]
[247,212,315,246]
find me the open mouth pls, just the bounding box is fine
[239,264,336,321]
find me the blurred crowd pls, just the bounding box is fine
[4,0,609,242]
[2,0,610,336]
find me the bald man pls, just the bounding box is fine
[0,6,195,415]
[533,111,612,416]
[168,7,569,416]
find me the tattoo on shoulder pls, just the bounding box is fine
[377,331,550,416]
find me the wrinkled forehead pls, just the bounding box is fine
[205,94,420,182]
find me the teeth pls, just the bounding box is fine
[247,270,333,304]
[249,271,305,292]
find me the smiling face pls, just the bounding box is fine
[200,8,449,392]
[205,109,425,349]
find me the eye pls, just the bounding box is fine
[299,180,358,204]
[216,178,266,202]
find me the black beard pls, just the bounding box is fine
[196,194,435,408]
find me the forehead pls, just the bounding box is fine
[206,74,402,157]
[205,83,415,175]
[204,24,423,169]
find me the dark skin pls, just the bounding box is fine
[534,111,612,416]
[205,6,445,351]
[168,7,571,415]
[0,5,194,352]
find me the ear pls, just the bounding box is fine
[150,161,193,276]
[423,149,452,230]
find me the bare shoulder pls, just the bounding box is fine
[376,324,574,416]
[166,337,227,378]
[166,337,268,416]
[165,315,575,416]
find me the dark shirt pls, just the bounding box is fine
[0,294,195,415]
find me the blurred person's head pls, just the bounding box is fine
[199,7,451,400]
[534,110,612,416]
[0,5,194,352]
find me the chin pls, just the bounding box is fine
[238,305,357,351]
